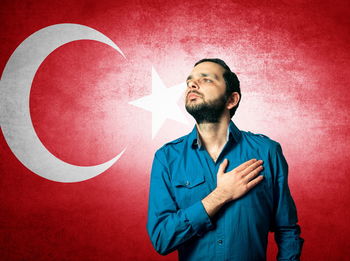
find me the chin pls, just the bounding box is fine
[186,99,202,107]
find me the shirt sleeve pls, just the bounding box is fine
[270,143,304,260]
[146,150,213,255]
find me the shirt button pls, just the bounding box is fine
[217,240,223,245]
[185,181,190,186]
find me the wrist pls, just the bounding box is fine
[201,187,230,218]
[212,187,231,205]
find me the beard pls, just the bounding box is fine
[185,92,228,124]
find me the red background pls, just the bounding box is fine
[1,0,349,260]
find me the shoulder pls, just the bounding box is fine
[160,134,187,150]
[240,131,287,175]
[241,130,281,152]
[154,134,189,162]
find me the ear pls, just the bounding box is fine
[226,92,240,110]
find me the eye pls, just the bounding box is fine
[203,78,213,83]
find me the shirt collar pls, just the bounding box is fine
[190,121,242,149]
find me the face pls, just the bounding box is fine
[185,62,228,123]
[185,62,227,106]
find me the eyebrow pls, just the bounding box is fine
[186,73,219,82]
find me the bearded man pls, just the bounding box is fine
[146,58,303,261]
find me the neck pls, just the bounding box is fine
[196,115,230,151]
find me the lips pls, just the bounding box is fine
[187,91,202,100]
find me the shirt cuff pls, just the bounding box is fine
[185,201,213,234]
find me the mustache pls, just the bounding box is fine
[186,90,203,98]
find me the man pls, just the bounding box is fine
[146,58,303,260]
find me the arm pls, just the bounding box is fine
[271,144,304,260]
[146,152,213,255]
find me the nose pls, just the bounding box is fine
[187,79,199,90]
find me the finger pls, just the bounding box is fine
[240,160,263,177]
[244,165,264,182]
[233,159,257,173]
[218,159,229,175]
[246,175,264,191]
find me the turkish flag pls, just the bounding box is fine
[1,0,350,260]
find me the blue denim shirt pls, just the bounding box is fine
[147,121,303,260]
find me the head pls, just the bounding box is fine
[185,58,241,123]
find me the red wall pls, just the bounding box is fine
[1,0,349,260]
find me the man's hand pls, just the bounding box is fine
[202,159,264,217]
[217,158,264,202]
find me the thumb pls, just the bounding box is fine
[218,159,228,175]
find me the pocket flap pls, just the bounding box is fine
[173,175,205,188]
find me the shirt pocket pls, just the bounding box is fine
[172,174,209,209]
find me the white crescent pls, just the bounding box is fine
[0,23,126,183]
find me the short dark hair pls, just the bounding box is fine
[194,58,241,117]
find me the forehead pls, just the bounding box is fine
[189,62,225,79]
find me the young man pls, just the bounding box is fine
[147,58,303,260]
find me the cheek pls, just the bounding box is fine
[206,88,225,100]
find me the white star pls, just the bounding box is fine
[129,67,188,139]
